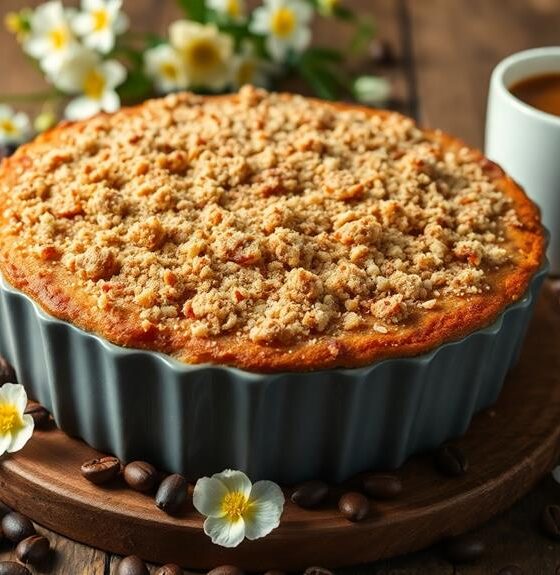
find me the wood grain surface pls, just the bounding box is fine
[1,0,560,573]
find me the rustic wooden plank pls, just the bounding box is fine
[408,0,560,148]
[0,526,107,574]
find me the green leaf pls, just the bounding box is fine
[350,17,375,54]
[118,69,154,104]
[297,57,340,100]
[305,47,344,63]
[177,0,207,22]
[332,5,355,21]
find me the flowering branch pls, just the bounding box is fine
[1,0,389,147]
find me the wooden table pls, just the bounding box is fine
[1,0,560,573]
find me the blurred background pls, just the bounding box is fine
[1,0,559,149]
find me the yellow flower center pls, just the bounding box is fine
[227,0,241,18]
[0,403,23,435]
[83,69,106,100]
[222,491,251,522]
[0,119,17,136]
[49,26,68,50]
[271,7,296,39]
[160,62,178,80]
[185,39,221,72]
[92,9,109,32]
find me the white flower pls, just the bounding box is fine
[0,383,34,456]
[0,106,31,146]
[553,466,560,484]
[169,21,233,90]
[250,0,313,62]
[353,75,391,105]
[207,0,246,22]
[193,469,284,548]
[72,0,129,54]
[54,47,126,120]
[144,44,189,93]
[24,1,78,75]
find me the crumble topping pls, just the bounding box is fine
[1,87,520,346]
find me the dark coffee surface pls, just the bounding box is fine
[510,73,560,117]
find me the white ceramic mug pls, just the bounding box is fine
[485,47,560,275]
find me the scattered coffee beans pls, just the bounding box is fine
[497,566,524,575]
[291,481,329,509]
[24,403,51,429]
[15,534,50,565]
[80,456,121,485]
[0,356,16,385]
[0,562,30,575]
[541,504,560,540]
[443,533,485,563]
[155,474,188,514]
[207,566,244,575]
[124,461,159,493]
[338,492,369,522]
[362,474,403,500]
[303,568,334,575]
[154,565,183,575]
[434,445,469,477]
[117,555,149,575]
[1,513,35,543]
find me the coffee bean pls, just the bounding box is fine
[0,501,11,519]
[1,513,35,543]
[497,565,524,575]
[0,562,31,575]
[542,504,560,540]
[303,568,334,575]
[338,492,369,522]
[291,481,329,509]
[155,474,188,514]
[24,403,51,429]
[117,555,149,575]
[362,474,403,500]
[0,356,16,385]
[80,456,121,485]
[124,461,159,493]
[15,535,50,565]
[154,565,183,575]
[434,445,469,477]
[207,566,244,575]
[443,533,485,563]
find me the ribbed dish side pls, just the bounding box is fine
[0,266,546,483]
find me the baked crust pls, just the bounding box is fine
[0,89,546,372]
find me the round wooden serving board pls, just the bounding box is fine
[0,281,559,571]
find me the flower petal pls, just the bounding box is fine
[101,60,127,89]
[101,90,120,114]
[204,516,246,548]
[244,480,285,540]
[7,415,34,453]
[0,433,12,457]
[64,96,101,120]
[193,476,229,517]
[0,383,27,414]
[214,469,252,497]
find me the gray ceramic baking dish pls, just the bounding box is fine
[0,263,547,483]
